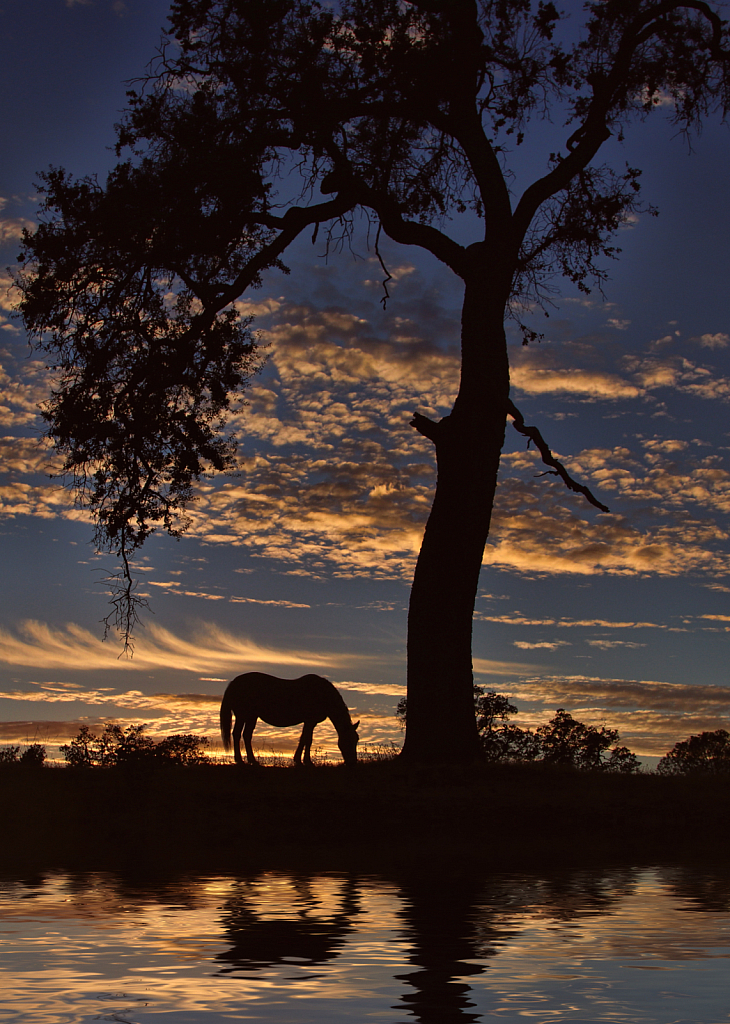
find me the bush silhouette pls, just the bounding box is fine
[60,724,209,767]
[0,743,46,767]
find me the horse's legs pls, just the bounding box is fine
[242,717,258,765]
[294,721,316,765]
[232,716,245,766]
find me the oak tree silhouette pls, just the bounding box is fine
[657,729,730,774]
[17,1,730,763]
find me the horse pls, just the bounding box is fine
[220,672,360,766]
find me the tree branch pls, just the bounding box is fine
[363,188,470,277]
[506,399,610,513]
[410,411,442,442]
[513,1,728,246]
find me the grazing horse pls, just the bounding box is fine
[220,672,360,766]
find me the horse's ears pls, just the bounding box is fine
[353,720,360,730]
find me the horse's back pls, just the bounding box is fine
[224,672,335,726]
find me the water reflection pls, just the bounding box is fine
[216,875,362,971]
[3,864,730,1022]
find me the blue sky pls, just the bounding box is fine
[1,0,729,761]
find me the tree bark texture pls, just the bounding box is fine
[401,276,510,763]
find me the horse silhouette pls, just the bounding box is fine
[220,672,360,766]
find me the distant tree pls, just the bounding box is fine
[18,1,730,763]
[657,729,730,775]
[481,722,543,764]
[537,708,640,772]
[396,693,638,769]
[0,745,20,765]
[60,725,100,767]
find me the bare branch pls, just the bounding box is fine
[506,399,610,513]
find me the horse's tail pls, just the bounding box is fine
[220,688,233,752]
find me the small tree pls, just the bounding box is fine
[536,708,639,772]
[657,729,730,775]
[104,724,158,766]
[60,725,98,767]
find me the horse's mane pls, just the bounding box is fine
[325,682,353,729]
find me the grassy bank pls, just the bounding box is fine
[2,760,728,874]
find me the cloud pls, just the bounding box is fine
[585,639,646,649]
[473,656,539,676]
[697,333,729,349]
[336,680,405,696]
[0,360,52,428]
[0,620,359,673]
[486,491,728,578]
[513,640,571,650]
[2,295,729,586]
[0,271,21,312]
[0,720,88,742]
[0,217,34,246]
[504,675,730,754]
[477,613,669,629]
[511,363,642,400]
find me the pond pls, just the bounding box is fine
[2,865,730,1023]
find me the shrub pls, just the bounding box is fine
[155,733,210,766]
[19,744,46,767]
[0,743,46,767]
[61,724,210,767]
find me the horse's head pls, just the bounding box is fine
[338,719,360,766]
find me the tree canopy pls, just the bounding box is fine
[657,729,730,774]
[17,0,730,761]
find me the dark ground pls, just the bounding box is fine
[1,761,726,874]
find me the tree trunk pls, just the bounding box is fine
[401,275,510,764]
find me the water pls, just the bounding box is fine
[2,865,730,1023]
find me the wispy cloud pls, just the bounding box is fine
[0,620,355,673]
[513,640,571,650]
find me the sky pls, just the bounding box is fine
[1,0,730,763]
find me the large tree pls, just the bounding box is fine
[17,0,730,762]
